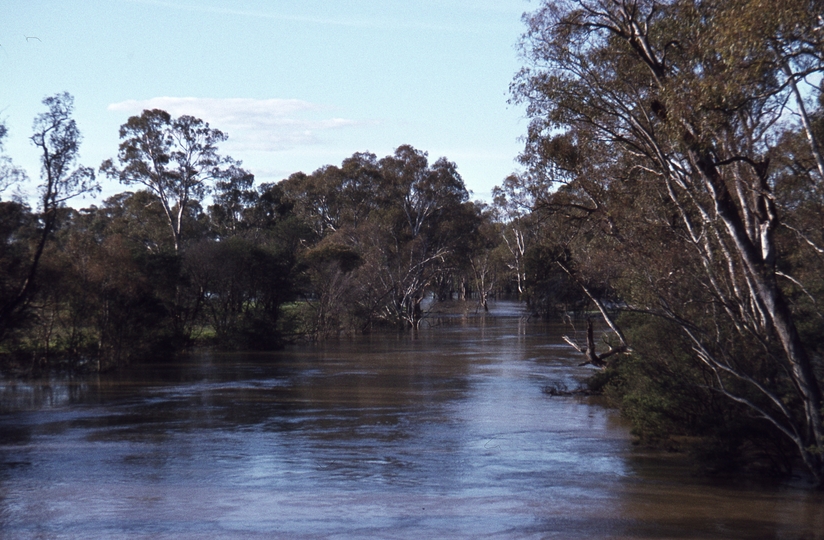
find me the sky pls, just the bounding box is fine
[0,0,533,206]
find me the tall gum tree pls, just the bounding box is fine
[0,93,98,343]
[280,146,473,331]
[377,146,471,327]
[511,0,824,484]
[102,109,247,253]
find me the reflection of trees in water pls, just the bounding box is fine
[0,312,822,536]
[0,379,97,412]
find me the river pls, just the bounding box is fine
[0,301,822,539]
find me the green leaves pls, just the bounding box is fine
[104,108,245,253]
[509,0,824,481]
[31,93,99,209]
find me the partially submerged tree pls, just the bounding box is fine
[493,174,539,299]
[511,0,824,483]
[375,146,472,327]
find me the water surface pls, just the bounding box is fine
[1,302,822,538]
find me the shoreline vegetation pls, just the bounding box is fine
[0,297,522,377]
[2,0,824,487]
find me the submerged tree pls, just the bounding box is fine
[375,145,472,327]
[278,146,481,333]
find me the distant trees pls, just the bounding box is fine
[507,0,824,484]
[279,145,484,335]
[0,98,506,371]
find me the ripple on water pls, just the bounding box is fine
[0,301,822,539]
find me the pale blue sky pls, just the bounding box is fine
[0,0,532,204]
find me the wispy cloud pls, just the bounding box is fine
[108,97,364,151]
[122,0,455,32]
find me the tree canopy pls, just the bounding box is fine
[508,0,824,484]
[0,102,511,373]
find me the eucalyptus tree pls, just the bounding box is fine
[375,145,471,327]
[512,0,824,482]
[195,176,307,348]
[492,173,541,298]
[0,93,98,343]
[463,203,505,311]
[208,165,258,238]
[102,109,246,253]
[279,152,383,238]
[98,191,174,253]
[278,147,474,331]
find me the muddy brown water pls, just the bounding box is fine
[1,302,822,539]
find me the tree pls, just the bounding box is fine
[185,237,294,349]
[278,152,383,238]
[209,164,257,238]
[97,191,176,253]
[277,147,477,331]
[464,204,504,311]
[33,207,171,369]
[511,0,824,483]
[102,109,245,253]
[299,240,365,337]
[493,174,539,298]
[374,146,471,327]
[0,93,98,343]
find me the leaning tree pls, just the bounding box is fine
[511,0,824,483]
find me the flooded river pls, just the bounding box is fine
[1,302,822,538]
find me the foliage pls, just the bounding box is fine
[279,145,486,334]
[0,99,501,374]
[506,0,824,483]
[0,93,99,347]
[101,109,249,253]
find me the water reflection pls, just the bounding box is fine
[0,301,822,539]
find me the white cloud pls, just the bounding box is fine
[107,97,363,152]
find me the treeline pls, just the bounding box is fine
[506,0,824,484]
[0,95,587,374]
[0,98,303,370]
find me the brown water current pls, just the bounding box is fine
[0,301,822,539]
